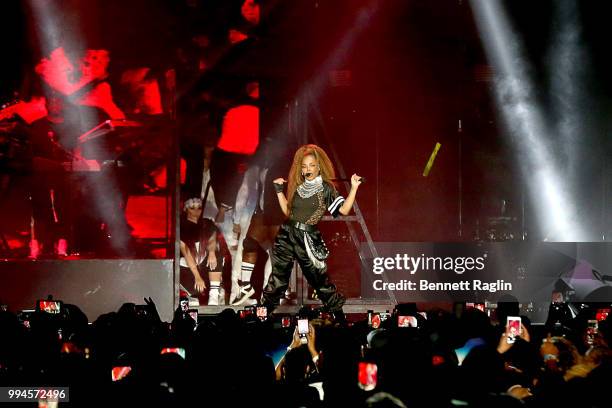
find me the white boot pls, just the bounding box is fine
[218,286,226,305]
[208,281,221,305]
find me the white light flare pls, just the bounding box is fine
[470,0,585,241]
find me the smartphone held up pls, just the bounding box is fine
[298,318,309,344]
[358,362,378,391]
[506,316,521,344]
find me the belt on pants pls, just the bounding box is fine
[285,219,318,233]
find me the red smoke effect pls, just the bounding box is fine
[125,196,167,240]
[216,105,259,155]
[120,67,163,115]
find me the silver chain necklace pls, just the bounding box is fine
[297,175,324,198]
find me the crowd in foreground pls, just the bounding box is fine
[0,298,611,407]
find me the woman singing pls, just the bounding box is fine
[262,144,362,315]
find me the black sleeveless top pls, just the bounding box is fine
[290,182,345,225]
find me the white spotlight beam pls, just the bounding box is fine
[28,1,133,254]
[550,0,585,177]
[470,0,584,241]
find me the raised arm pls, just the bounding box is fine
[338,174,362,215]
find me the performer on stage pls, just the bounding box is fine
[231,142,289,306]
[179,198,231,305]
[262,144,362,315]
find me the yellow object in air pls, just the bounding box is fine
[423,142,442,177]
